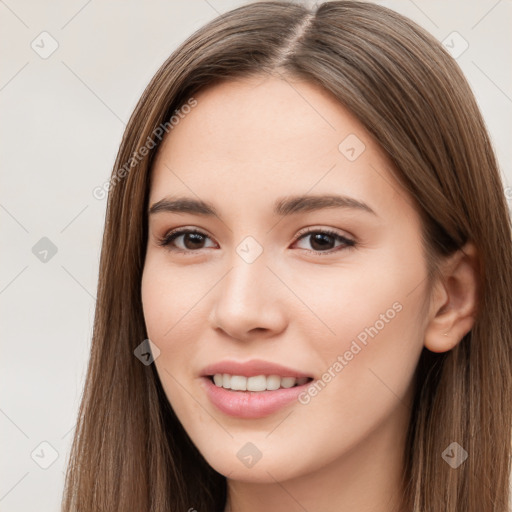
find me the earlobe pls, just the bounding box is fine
[424,242,479,353]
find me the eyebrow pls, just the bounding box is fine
[148,194,377,218]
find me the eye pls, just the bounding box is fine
[291,228,356,255]
[157,227,356,255]
[157,228,217,254]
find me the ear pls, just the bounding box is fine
[424,242,479,353]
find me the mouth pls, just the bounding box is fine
[207,374,314,392]
[199,359,315,417]
[201,374,314,419]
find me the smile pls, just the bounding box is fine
[201,375,314,419]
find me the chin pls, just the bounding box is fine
[208,456,304,483]
[192,433,328,484]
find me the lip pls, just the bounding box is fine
[200,376,312,419]
[200,359,312,379]
[199,359,314,419]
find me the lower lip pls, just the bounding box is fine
[201,377,311,419]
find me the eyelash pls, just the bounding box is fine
[157,227,356,256]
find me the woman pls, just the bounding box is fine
[61,1,512,511]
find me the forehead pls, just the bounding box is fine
[149,75,416,222]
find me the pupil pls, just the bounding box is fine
[311,233,333,251]
[184,233,204,249]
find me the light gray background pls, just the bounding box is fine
[1,1,511,510]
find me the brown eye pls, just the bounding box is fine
[292,229,356,255]
[159,229,216,253]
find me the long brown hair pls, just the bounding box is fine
[61,2,512,510]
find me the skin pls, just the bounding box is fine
[141,74,478,512]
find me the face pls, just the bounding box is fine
[141,75,429,483]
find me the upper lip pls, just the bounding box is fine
[200,359,313,379]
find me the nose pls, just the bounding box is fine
[209,253,288,342]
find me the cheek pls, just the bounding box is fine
[293,246,427,415]
[141,258,208,396]
[296,274,426,445]
[292,255,424,361]
[141,264,192,417]
[141,256,203,341]
[284,301,422,477]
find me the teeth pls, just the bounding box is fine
[230,375,247,391]
[280,377,296,388]
[212,373,310,391]
[247,375,267,392]
[266,375,281,390]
